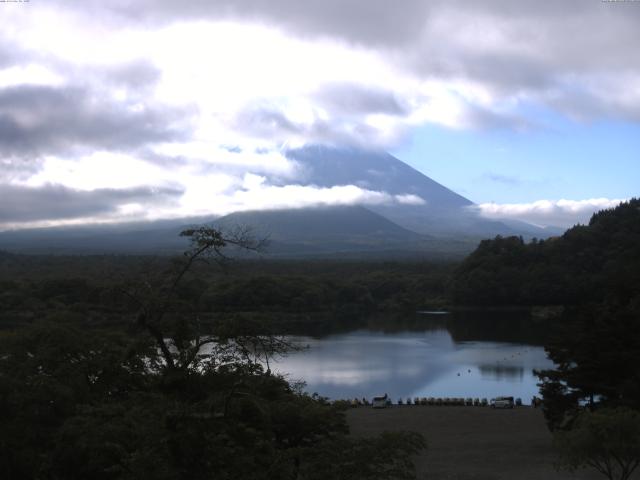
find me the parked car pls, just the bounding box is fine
[372,396,389,408]
[490,396,515,409]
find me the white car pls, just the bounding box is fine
[490,396,515,409]
[372,395,390,408]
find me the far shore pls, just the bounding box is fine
[347,406,604,480]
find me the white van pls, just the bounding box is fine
[490,396,514,409]
[372,396,389,408]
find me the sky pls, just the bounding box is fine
[1,0,639,230]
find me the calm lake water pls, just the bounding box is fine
[272,312,555,402]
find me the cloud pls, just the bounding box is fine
[473,198,626,228]
[38,0,640,126]
[395,194,426,206]
[55,0,434,48]
[313,83,408,116]
[207,174,427,214]
[4,0,637,159]
[485,173,522,186]
[2,148,424,229]
[0,2,637,228]
[0,85,191,158]
[102,60,162,90]
[0,184,182,225]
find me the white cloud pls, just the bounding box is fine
[0,64,65,89]
[215,179,422,214]
[474,198,626,228]
[1,2,638,228]
[395,194,426,206]
[4,148,425,228]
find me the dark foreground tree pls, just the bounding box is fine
[0,225,425,480]
[554,408,640,480]
[536,299,640,430]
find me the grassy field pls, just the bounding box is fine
[347,406,605,480]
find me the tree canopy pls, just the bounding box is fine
[450,200,640,430]
[0,225,426,480]
[554,408,640,480]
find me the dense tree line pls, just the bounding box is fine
[450,199,640,307]
[0,255,452,331]
[452,200,640,431]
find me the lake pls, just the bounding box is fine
[271,311,555,403]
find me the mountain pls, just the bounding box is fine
[0,146,559,257]
[0,220,193,254]
[0,207,472,258]
[212,205,470,258]
[215,205,420,243]
[286,146,555,238]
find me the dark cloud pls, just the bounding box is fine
[0,49,16,69]
[0,85,191,157]
[233,105,392,148]
[405,3,640,99]
[0,157,45,183]
[100,60,162,90]
[233,107,302,138]
[58,0,640,127]
[0,184,183,222]
[465,106,537,132]
[314,83,407,116]
[71,0,433,48]
[0,35,23,69]
[63,1,640,66]
[548,89,640,124]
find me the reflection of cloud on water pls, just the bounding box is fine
[274,329,554,400]
[311,365,425,386]
[478,364,525,381]
[275,331,453,398]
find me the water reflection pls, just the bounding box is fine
[478,365,525,381]
[273,312,554,401]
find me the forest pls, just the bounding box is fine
[2,200,640,479]
[1,227,430,480]
[451,199,640,433]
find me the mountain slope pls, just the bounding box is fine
[0,206,474,258]
[213,205,461,257]
[287,145,471,209]
[286,146,551,238]
[215,205,422,242]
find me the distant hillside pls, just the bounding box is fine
[450,198,640,306]
[0,206,475,258]
[215,205,419,242]
[0,219,196,255]
[214,206,474,258]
